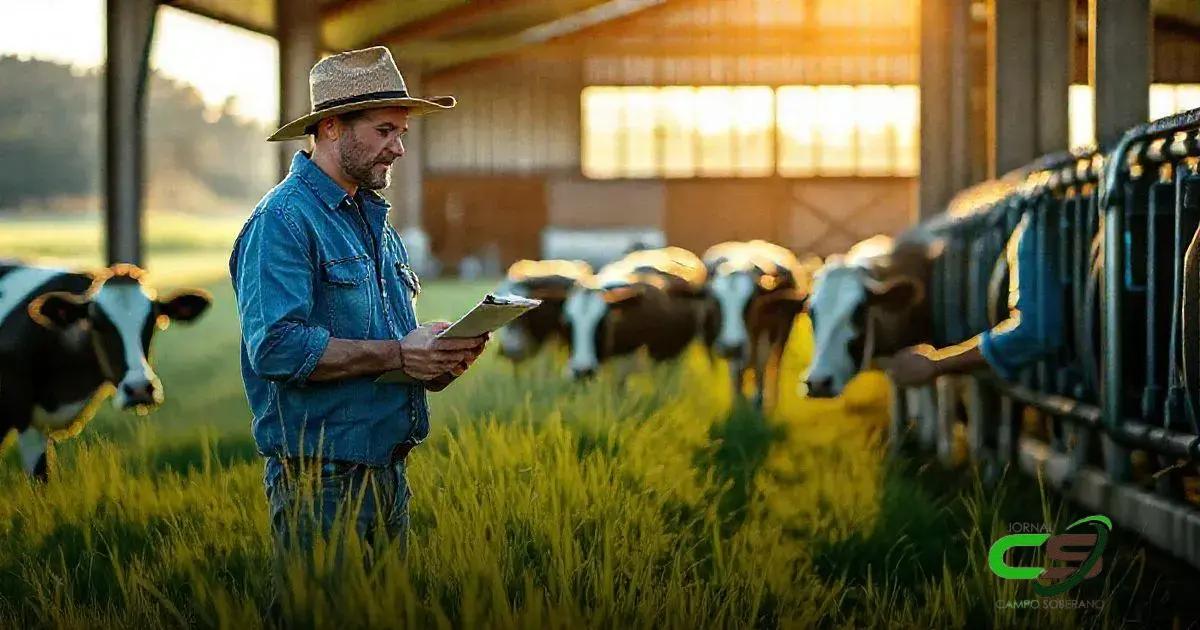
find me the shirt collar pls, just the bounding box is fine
[290,150,392,212]
[291,150,352,211]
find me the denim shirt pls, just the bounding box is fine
[230,151,428,467]
[979,212,1065,380]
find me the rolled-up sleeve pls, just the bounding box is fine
[979,213,1064,381]
[233,206,330,386]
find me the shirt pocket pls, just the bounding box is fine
[321,254,372,339]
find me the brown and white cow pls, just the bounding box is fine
[802,235,931,398]
[563,247,710,379]
[702,240,817,408]
[0,263,211,480]
[495,259,593,363]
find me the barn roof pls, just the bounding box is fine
[168,0,667,74]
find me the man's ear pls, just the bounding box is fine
[156,289,212,325]
[28,292,91,329]
[864,276,923,310]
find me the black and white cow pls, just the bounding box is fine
[802,235,931,398]
[702,240,817,408]
[563,247,709,379]
[496,259,593,362]
[0,263,211,480]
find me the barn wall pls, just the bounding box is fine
[422,175,915,269]
[424,57,582,175]
[420,0,921,270]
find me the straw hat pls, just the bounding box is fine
[268,46,455,142]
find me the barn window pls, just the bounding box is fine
[1068,84,1200,149]
[582,84,919,179]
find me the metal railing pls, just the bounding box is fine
[916,105,1200,486]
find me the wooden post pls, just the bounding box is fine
[1035,0,1071,154]
[918,0,974,221]
[104,0,158,266]
[276,0,319,180]
[988,0,1038,177]
[1089,0,1150,148]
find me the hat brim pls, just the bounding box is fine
[267,95,456,142]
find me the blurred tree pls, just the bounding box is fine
[0,55,274,211]
[0,57,98,207]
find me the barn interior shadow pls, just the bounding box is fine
[692,401,786,537]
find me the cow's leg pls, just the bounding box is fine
[751,331,772,410]
[916,385,939,451]
[888,382,908,457]
[728,359,746,401]
[17,426,49,482]
[765,317,796,413]
[935,375,958,465]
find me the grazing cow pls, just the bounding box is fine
[495,259,593,362]
[702,240,817,408]
[563,247,709,379]
[0,263,211,480]
[802,235,932,398]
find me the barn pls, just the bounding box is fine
[101,0,1200,276]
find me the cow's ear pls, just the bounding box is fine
[156,289,212,323]
[864,276,922,310]
[602,285,642,305]
[29,291,91,328]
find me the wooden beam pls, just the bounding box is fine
[399,25,916,61]
[424,0,676,78]
[374,0,528,44]
[164,0,273,36]
[514,0,667,45]
[320,0,382,20]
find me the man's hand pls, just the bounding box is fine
[887,344,940,387]
[399,322,489,381]
[424,331,489,392]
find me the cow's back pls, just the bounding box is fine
[611,283,703,360]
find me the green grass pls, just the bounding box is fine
[0,275,1166,629]
[0,221,1188,627]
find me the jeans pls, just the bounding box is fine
[264,456,412,559]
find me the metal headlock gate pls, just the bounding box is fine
[894,106,1200,569]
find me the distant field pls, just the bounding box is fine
[0,216,1185,627]
[1,211,245,285]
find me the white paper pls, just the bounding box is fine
[374,293,542,385]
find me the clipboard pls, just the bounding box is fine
[374,293,542,384]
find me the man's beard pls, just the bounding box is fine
[338,129,393,190]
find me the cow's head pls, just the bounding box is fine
[803,265,920,398]
[562,283,641,379]
[708,269,757,359]
[29,264,212,410]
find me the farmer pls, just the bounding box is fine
[229,46,487,558]
[886,210,1063,387]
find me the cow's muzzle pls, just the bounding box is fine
[568,365,598,380]
[804,377,837,399]
[117,378,162,408]
[713,340,746,359]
